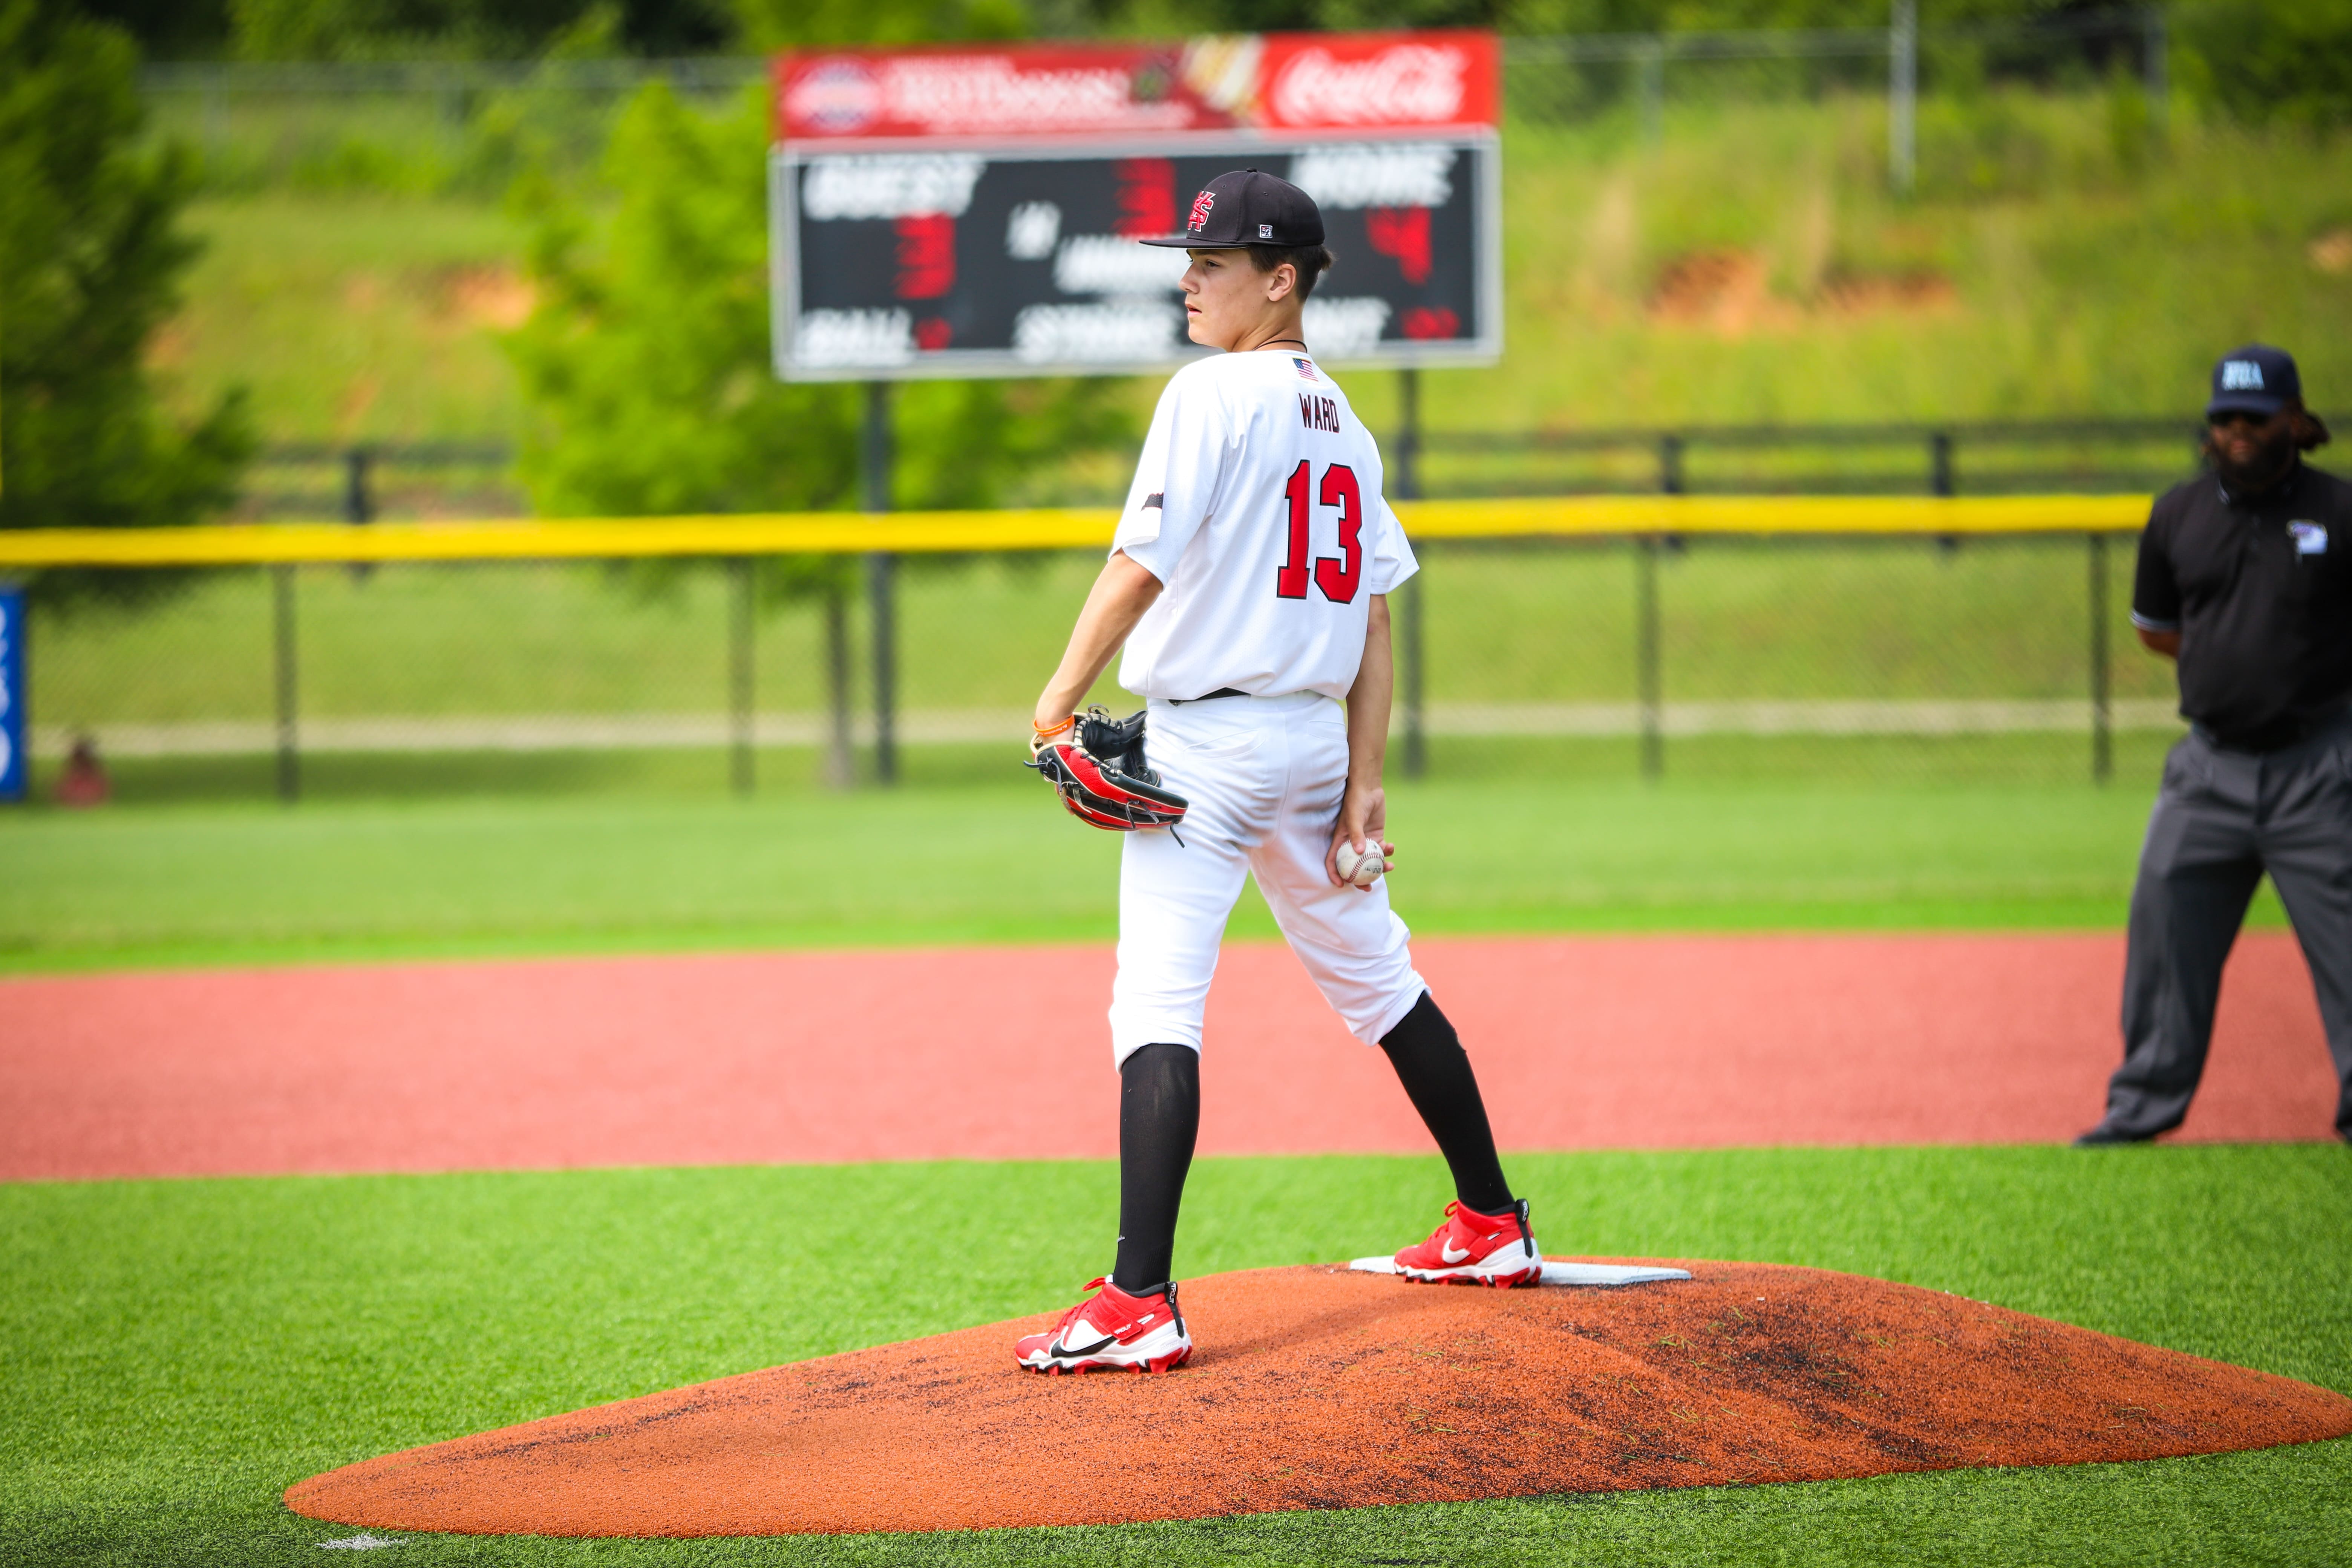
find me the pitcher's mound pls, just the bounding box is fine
[287,1261,2352,1539]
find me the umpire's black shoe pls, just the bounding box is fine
[2073,1124,2155,1146]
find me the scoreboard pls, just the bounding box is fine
[768,34,1502,381]
[771,138,1497,379]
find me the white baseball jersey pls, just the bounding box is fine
[1112,350,1418,703]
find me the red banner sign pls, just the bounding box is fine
[774,31,1500,145]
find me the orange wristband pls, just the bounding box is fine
[1032,714,1075,740]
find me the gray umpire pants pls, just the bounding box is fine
[2103,716,2352,1141]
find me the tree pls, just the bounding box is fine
[227,0,734,59]
[509,78,1130,519]
[0,0,253,605]
[2179,0,2352,130]
[75,0,235,59]
[505,77,1132,772]
[729,0,1028,50]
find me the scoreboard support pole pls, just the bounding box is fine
[862,380,898,787]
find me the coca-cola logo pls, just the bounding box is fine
[1271,44,1468,127]
[787,59,883,134]
[1186,189,1215,231]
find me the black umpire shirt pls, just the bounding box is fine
[2133,460,2352,750]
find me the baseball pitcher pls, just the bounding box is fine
[1018,170,1539,1376]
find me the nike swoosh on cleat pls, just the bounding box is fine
[1440,1240,1473,1263]
[1055,1333,1117,1359]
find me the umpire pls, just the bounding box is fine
[2081,345,2352,1146]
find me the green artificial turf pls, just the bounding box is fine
[3,1146,2347,1564]
[0,758,2287,974]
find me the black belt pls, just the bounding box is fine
[1167,687,1247,705]
[2194,703,2352,754]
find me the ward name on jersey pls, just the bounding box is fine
[1112,351,1418,703]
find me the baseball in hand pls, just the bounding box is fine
[1334,838,1386,888]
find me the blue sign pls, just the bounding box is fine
[0,585,22,802]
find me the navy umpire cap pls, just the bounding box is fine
[2207,344,2302,420]
[1141,169,1325,250]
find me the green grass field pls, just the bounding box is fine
[161,193,533,447]
[0,758,2288,974]
[152,90,2352,456]
[5,1146,2347,1565]
[1453,94,2352,437]
[24,68,2346,1568]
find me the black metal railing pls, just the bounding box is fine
[1415,418,2243,500]
[247,416,2343,522]
[245,441,523,522]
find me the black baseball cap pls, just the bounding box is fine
[1140,168,1325,250]
[2207,344,2302,419]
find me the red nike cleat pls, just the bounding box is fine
[1394,1198,1542,1287]
[1014,1277,1193,1375]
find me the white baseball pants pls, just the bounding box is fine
[1108,689,1429,1066]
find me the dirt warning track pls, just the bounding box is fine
[285,1260,2352,1538]
[5,932,2341,1179]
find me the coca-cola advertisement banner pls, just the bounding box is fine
[775,32,1500,145]
[770,135,1500,380]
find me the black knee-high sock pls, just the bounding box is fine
[1112,1042,1199,1294]
[1380,992,1514,1216]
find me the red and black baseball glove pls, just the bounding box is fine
[1028,707,1188,835]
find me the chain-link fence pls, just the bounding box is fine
[1400,528,2167,787]
[140,14,2167,196]
[15,412,2258,807]
[250,418,2211,525]
[142,55,764,194]
[72,21,2214,807]
[29,401,2301,807]
[1502,10,2167,135]
[243,443,526,522]
[17,503,2183,805]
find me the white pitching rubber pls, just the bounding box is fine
[1349,1256,1692,1287]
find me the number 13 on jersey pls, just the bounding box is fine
[1274,460,1363,604]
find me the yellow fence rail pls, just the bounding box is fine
[0,494,2151,567]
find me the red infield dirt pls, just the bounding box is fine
[285,1260,2352,1539]
[3,933,2340,1180]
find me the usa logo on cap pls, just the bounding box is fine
[2222,360,2266,390]
[1187,190,1214,231]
